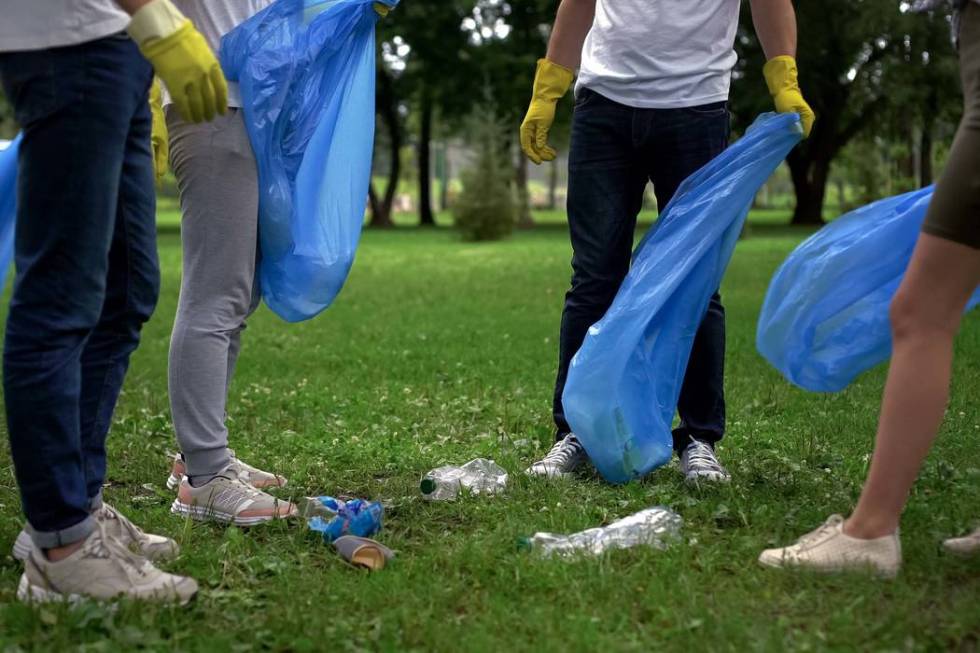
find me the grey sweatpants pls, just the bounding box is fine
[166,107,261,478]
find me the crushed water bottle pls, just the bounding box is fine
[420,458,508,501]
[520,507,682,558]
[302,496,384,543]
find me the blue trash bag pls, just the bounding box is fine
[0,134,20,290]
[757,186,980,392]
[221,0,397,322]
[562,113,802,484]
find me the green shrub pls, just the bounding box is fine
[453,105,516,242]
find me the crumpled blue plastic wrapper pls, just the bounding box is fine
[757,186,980,392]
[563,113,802,484]
[0,134,20,290]
[221,0,397,322]
[306,496,384,543]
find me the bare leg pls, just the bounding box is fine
[844,234,980,539]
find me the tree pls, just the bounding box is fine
[730,0,958,224]
[368,64,403,228]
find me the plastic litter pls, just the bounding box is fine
[0,134,20,290]
[519,507,682,558]
[333,535,394,571]
[757,186,980,392]
[220,0,398,322]
[420,458,508,501]
[304,496,384,542]
[562,113,803,484]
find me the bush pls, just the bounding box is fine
[453,105,516,242]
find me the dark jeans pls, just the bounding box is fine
[0,35,158,548]
[553,87,729,452]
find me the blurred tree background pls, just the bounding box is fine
[0,0,965,235]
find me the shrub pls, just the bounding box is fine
[453,105,516,242]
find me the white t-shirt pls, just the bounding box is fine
[0,1,130,53]
[163,0,273,109]
[577,0,742,109]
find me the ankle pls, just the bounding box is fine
[843,515,898,540]
[44,539,85,562]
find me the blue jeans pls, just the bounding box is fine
[0,35,159,548]
[554,87,730,452]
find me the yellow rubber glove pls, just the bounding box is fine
[520,59,574,165]
[149,79,169,185]
[128,0,228,123]
[374,2,390,16]
[763,55,815,138]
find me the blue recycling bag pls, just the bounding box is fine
[563,113,802,484]
[221,0,396,322]
[0,134,20,290]
[757,186,980,392]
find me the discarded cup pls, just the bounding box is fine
[420,458,508,501]
[305,496,384,543]
[334,535,395,572]
[519,507,682,558]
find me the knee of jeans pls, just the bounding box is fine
[568,271,623,308]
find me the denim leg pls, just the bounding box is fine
[553,90,648,438]
[0,37,152,547]
[644,104,731,451]
[79,58,158,500]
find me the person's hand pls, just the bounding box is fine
[128,0,228,123]
[374,2,391,17]
[520,59,574,164]
[149,78,169,184]
[763,55,815,138]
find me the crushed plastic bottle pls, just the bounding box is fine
[303,496,383,543]
[420,458,508,501]
[519,507,682,558]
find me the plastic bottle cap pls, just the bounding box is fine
[516,537,532,551]
[420,478,436,495]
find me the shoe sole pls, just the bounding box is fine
[16,574,197,606]
[171,500,290,527]
[757,556,898,579]
[684,472,731,485]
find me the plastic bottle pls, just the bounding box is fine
[519,507,682,558]
[420,458,508,501]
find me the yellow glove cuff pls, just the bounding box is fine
[127,0,187,46]
[532,59,575,103]
[374,2,390,16]
[763,55,800,97]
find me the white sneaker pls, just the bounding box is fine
[525,434,589,478]
[166,451,288,491]
[171,472,297,526]
[12,503,177,563]
[759,515,902,578]
[943,526,980,557]
[16,523,198,605]
[679,438,731,484]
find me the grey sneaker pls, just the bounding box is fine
[16,523,198,605]
[166,451,288,491]
[525,434,589,478]
[171,471,297,526]
[943,526,980,557]
[12,503,177,563]
[679,438,731,484]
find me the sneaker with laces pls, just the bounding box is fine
[12,503,177,563]
[16,523,198,605]
[166,450,288,491]
[758,515,901,578]
[171,471,297,526]
[525,434,589,478]
[679,438,731,484]
[943,526,980,557]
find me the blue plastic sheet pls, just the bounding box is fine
[221,0,396,322]
[0,134,20,290]
[757,186,980,392]
[563,113,802,484]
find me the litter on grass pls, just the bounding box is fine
[420,458,508,501]
[304,496,384,542]
[519,507,682,558]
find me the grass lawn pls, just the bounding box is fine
[1,219,979,651]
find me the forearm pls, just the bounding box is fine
[115,0,154,15]
[749,0,797,60]
[545,0,596,69]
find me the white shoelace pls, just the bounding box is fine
[540,436,583,466]
[684,440,725,473]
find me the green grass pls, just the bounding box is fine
[1,223,979,651]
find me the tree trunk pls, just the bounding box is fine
[417,90,435,227]
[547,160,559,210]
[515,149,534,228]
[787,149,830,225]
[368,68,401,229]
[439,141,451,211]
[836,177,846,214]
[919,122,933,187]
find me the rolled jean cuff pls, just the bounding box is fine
[183,446,233,479]
[26,514,96,550]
